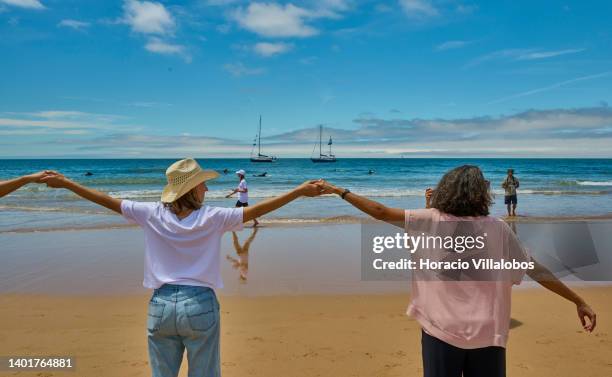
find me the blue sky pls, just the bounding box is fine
[1,0,611,157]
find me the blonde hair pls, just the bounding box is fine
[163,187,202,214]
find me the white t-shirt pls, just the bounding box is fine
[121,200,244,289]
[238,179,248,203]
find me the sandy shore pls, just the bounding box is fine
[0,288,610,377]
[1,220,611,376]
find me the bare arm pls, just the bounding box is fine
[317,180,404,226]
[243,180,320,222]
[528,259,596,332]
[0,171,53,198]
[41,174,122,214]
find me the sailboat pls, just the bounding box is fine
[250,115,277,163]
[311,125,336,163]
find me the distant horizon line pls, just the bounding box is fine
[1,157,612,160]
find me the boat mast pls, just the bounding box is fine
[319,125,323,157]
[258,115,262,156]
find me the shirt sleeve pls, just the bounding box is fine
[404,208,436,233]
[239,180,247,191]
[120,200,157,226]
[505,223,531,285]
[212,207,244,232]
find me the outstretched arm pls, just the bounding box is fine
[528,259,596,332]
[41,173,122,214]
[316,180,404,226]
[0,171,54,198]
[243,180,321,223]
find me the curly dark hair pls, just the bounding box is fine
[430,165,492,217]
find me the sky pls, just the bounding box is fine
[1,0,611,158]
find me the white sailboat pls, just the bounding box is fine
[250,115,277,163]
[311,125,336,163]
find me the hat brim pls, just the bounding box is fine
[161,169,219,203]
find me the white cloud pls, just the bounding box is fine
[122,0,175,35]
[487,71,612,105]
[253,41,293,57]
[267,106,612,151]
[0,0,44,9]
[0,110,132,135]
[205,0,239,5]
[120,1,190,62]
[399,0,438,18]
[58,19,90,30]
[436,40,471,51]
[145,37,190,62]
[311,0,351,18]
[516,48,585,61]
[469,48,585,67]
[223,62,265,77]
[232,3,318,38]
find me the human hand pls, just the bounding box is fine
[577,303,596,332]
[297,179,324,197]
[425,188,433,208]
[425,188,433,200]
[26,170,60,183]
[40,171,70,188]
[315,179,342,196]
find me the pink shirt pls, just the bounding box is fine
[405,208,530,349]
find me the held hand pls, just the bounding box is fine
[425,188,433,208]
[315,179,341,195]
[40,172,70,188]
[26,170,60,183]
[577,303,596,332]
[425,188,433,200]
[297,179,324,197]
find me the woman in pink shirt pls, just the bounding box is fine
[317,165,596,377]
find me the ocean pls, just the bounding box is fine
[1,158,611,232]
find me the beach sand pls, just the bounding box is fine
[1,222,611,376]
[0,289,611,377]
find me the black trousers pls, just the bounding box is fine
[421,330,505,377]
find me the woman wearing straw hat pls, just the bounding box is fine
[40,158,322,377]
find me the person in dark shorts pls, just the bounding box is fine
[315,166,596,377]
[226,169,259,226]
[501,169,519,217]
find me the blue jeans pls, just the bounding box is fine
[147,284,220,377]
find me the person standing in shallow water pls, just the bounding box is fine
[226,169,259,227]
[502,168,519,217]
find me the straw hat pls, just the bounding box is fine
[161,158,219,203]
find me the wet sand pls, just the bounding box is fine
[0,289,611,377]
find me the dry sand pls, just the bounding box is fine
[0,287,610,377]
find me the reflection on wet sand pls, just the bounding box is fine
[227,227,259,282]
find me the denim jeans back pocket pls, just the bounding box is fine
[185,297,217,332]
[147,302,165,332]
